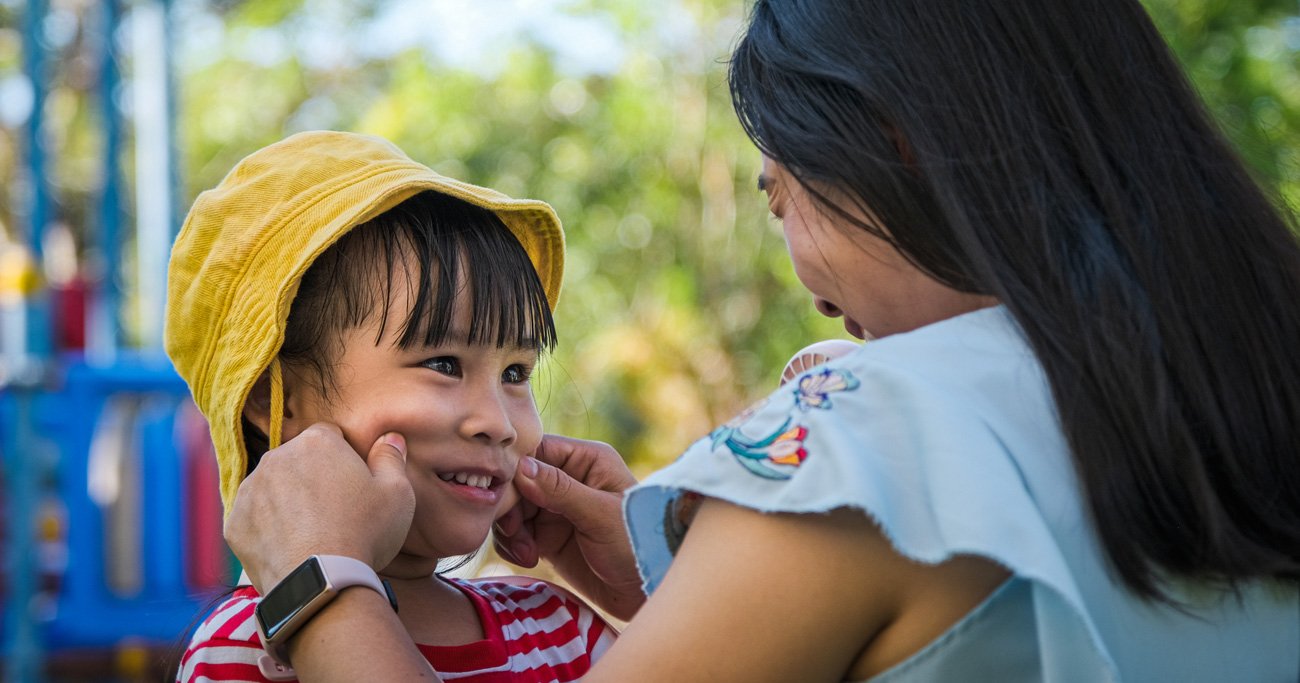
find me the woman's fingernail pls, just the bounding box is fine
[520,457,538,478]
[383,432,406,455]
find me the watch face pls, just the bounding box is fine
[256,557,327,639]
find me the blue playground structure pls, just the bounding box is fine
[2,1,231,681]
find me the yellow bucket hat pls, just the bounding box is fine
[165,130,564,513]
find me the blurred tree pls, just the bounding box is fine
[173,0,847,470]
[1,0,1295,470]
[1146,0,1299,209]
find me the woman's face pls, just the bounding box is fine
[759,157,992,339]
[280,257,542,577]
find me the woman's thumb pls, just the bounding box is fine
[514,456,608,526]
[368,432,409,481]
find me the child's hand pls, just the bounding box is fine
[224,423,416,591]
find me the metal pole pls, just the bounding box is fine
[164,0,182,249]
[89,0,124,364]
[130,0,173,352]
[4,0,53,680]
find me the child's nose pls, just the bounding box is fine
[459,386,518,446]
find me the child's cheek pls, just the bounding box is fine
[495,480,521,521]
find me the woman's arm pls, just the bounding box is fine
[582,497,1009,682]
[282,587,436,681]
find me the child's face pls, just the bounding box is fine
[282,262,543,571]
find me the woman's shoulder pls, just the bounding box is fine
[634,307,1051,506]
[785,305,1043,433]
[852,305,1038,391]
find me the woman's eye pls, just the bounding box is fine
[421,356,461,377]
[502,363,533,384]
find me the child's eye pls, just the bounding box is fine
[421,356,461,377]
[502,363,533,384]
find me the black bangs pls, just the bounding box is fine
[380,192,557,352]
[254,192,555,466]
[284,190,556,376]
[374,191,557,353]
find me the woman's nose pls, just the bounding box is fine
[814,297,844,318]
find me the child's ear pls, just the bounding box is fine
[241,369,296,438]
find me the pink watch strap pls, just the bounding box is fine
[317,554,387,595]
[258,654,297,681]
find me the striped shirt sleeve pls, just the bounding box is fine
[177,589,273,683]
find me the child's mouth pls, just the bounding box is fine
[435,469,507,504]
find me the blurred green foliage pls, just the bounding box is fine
[0,0,1296,472]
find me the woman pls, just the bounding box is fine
[224,0,1300,680]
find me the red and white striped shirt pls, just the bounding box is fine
[178,577,617,682]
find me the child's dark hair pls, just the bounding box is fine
[241,190,557,469]
[730,0,1300,601]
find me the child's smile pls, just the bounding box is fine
[436,468,507,498]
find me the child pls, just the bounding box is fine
[168,131,616,682]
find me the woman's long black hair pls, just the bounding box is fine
[730,0,1300,601]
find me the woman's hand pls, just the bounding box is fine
[493,435,645,620]
[224,423,416,591]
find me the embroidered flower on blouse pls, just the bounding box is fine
[706,367,859,480]
[710,418,810,480]
[794,367,860,411]
[767,425,809,466]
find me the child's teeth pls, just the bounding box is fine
[441,472,492,488]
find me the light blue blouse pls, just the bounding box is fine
[624,306,1298,682]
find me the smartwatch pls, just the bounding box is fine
[254,555,398,670]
